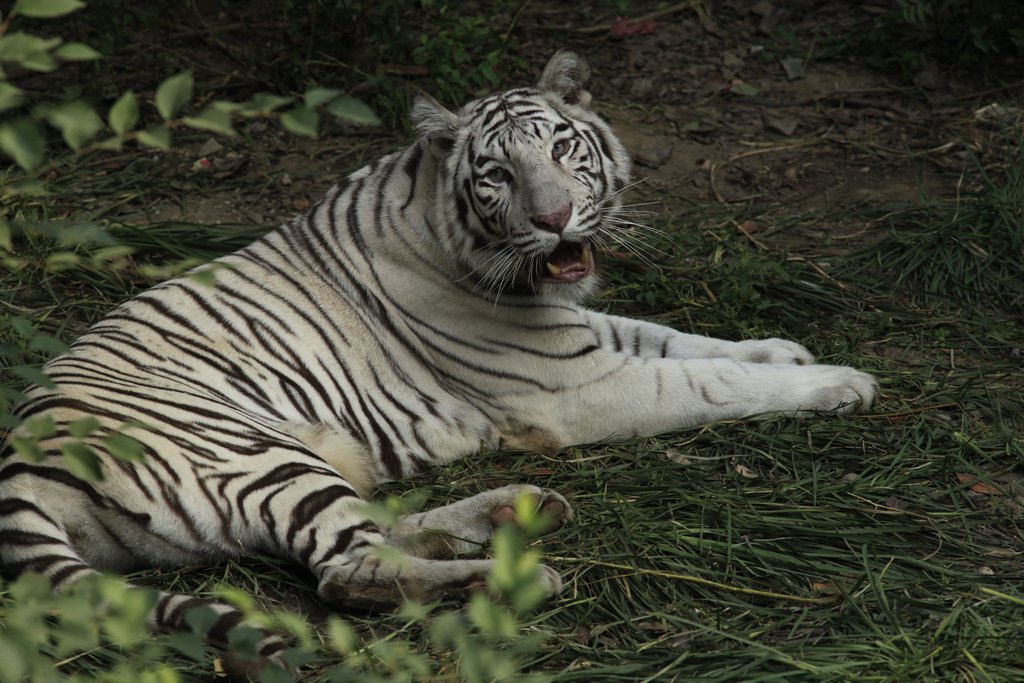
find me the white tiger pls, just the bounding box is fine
[0,51,877,673]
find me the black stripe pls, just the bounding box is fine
[483,338,599,360]
[48,561,92,588]
[400,144,424,212]
[235,461,334,510]
[0,530,69,546]
[317,520,378,565]
[285,484,356,549]
[0,462,151,524]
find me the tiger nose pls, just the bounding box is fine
[531,204,572,234]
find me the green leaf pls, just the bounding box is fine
[17,48,57,72]
[25,415,56,439]
[480,63,499,86]
[10,317,35,339]
[304,87,342,108]
[28,333,67,354]
[54,41,101,61]
[91,244,135,266]
[326,96,381,127]
[104,432,146,462]
[186,262,230,288]
[211,99,244,114]
[427,611,464,648]
[57,221,116,246]
[0,32,61,62]
[93,135,123,151]
[397,600,430,621]
[272,611,312,644]
[183,106,235,136]
[280,649,317,670]
[61,442,104,481]
[242,92,293,115]
[226,624,264,662]
[184,605,220,636]
[0,393,27,425]
[280,106,319,137]
[13,0,85,18]
[0,83,24,113]
[260,663,296,683]
[166,632,208,662]
[45,100,104,150]
[0,118,45,170]
[102,585,157,643]
[155,70,193,120]
[217,586,255,612]
[137,124,171,150]
[0,219,12,251]
[0,340,23,361]
[10,571,51,600]
[51,604,100,656]
[68,416,101,438]
[0,635,29,683]
[9,435,45,462]
[108,91,139,135]
[326,617,358,655]
[10,365,54,388]
[468,593,518,637]
[44,251,81,270]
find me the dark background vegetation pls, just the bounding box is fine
[2,1,1023,681]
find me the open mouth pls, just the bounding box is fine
[539,241,595,283]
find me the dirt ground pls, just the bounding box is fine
[125,0,1022,254]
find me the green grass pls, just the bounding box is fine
[3,143,1023,682]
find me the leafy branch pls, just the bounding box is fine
[0,0,380,192]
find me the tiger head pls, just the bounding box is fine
[412,51,632,303]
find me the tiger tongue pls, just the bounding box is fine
[543,242,594,282]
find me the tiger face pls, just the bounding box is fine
[412,52,632,302]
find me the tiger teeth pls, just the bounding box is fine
[546,262,562,276]
[580,245,590,264]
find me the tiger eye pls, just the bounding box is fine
[485,167,511,183]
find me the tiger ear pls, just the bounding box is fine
[537,50,593,108]
[411,93,458,156]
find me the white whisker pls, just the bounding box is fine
[600,226,673,257]
[597,177,650,207]
[469,245,519,298]
[617,200,662,207]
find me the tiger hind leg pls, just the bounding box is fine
[386,484,573,559]
[310,486,571,610]
[0,484,286,681]
[315,547,563,610]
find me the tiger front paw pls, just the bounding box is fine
[797,366,878,414]
[733,338,815,365]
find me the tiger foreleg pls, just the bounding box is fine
[386,485,572,559]
[583,310,816,364]
[524,355,879,447]
[316,550,563,610]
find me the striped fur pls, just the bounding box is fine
[0,51,876,673]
